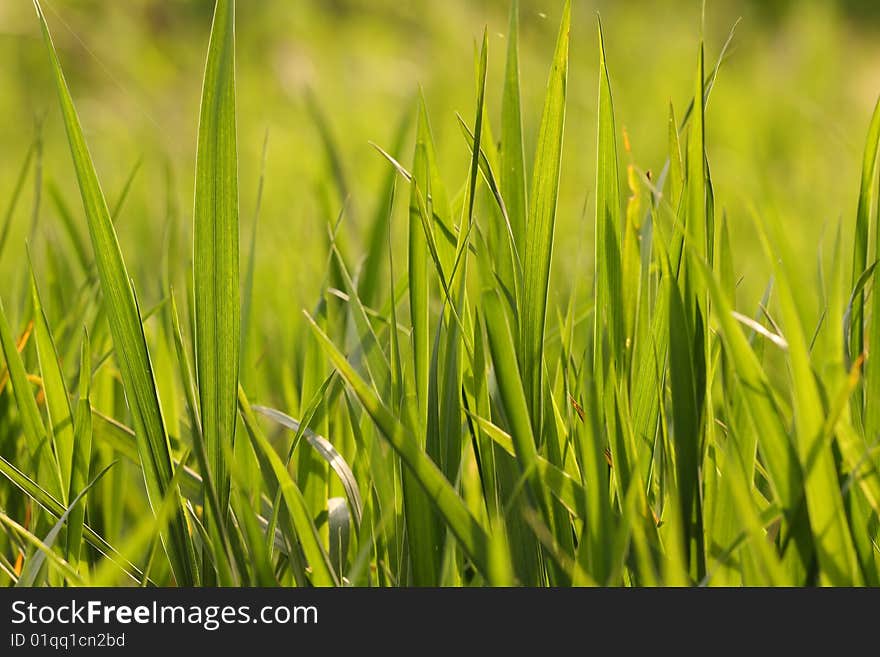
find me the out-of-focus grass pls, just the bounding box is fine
[1,1,878,340]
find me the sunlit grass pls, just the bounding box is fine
[1,0,879,587]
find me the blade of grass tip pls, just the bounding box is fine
[593,16,624,385]
[0,140,36,261]
[0,297,64,501]
[359,105,412,307]
[68,330,92,565]
[435,31,487,304]
[32,0,197,585]
[463,29,487,250]
[456,116,521,285]
[305,311,491,577]
[372,138,468,294]
[686,42,709,263]
[520,0,570,435]
[676,19,740,132]
[109,156,143,222]
[29,257,75,506]
[428,29,488,495]
[502,0,527,255]
[849,96,880,379]
[238,386,338,586]
[16,461,115,587]
[193,0,239,529]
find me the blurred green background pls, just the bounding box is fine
[1,0,879,397]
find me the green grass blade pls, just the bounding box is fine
[501,0,527,253]
[667,103,684,211]
[593,16,624,378]
[32,0,197,585]
[520,0,570,433]
[193,0,240,522]
[410,97,432,426]
[457,115,521,281]
[483,289,549,521]
[686,43,708,262]
[109,157,143,222]
[668,280,705,580]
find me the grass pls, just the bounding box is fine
[1,0,879,586]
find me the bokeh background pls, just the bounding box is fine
[2,0,879,397]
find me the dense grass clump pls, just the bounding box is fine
[1,0,879,586]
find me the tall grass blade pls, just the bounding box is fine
[193,0,240,527]
[520,0,570,433]
[501,0,527,253]
[593,17,624,380]
[32,0,197,585]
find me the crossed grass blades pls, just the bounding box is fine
[1,0,879,586]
